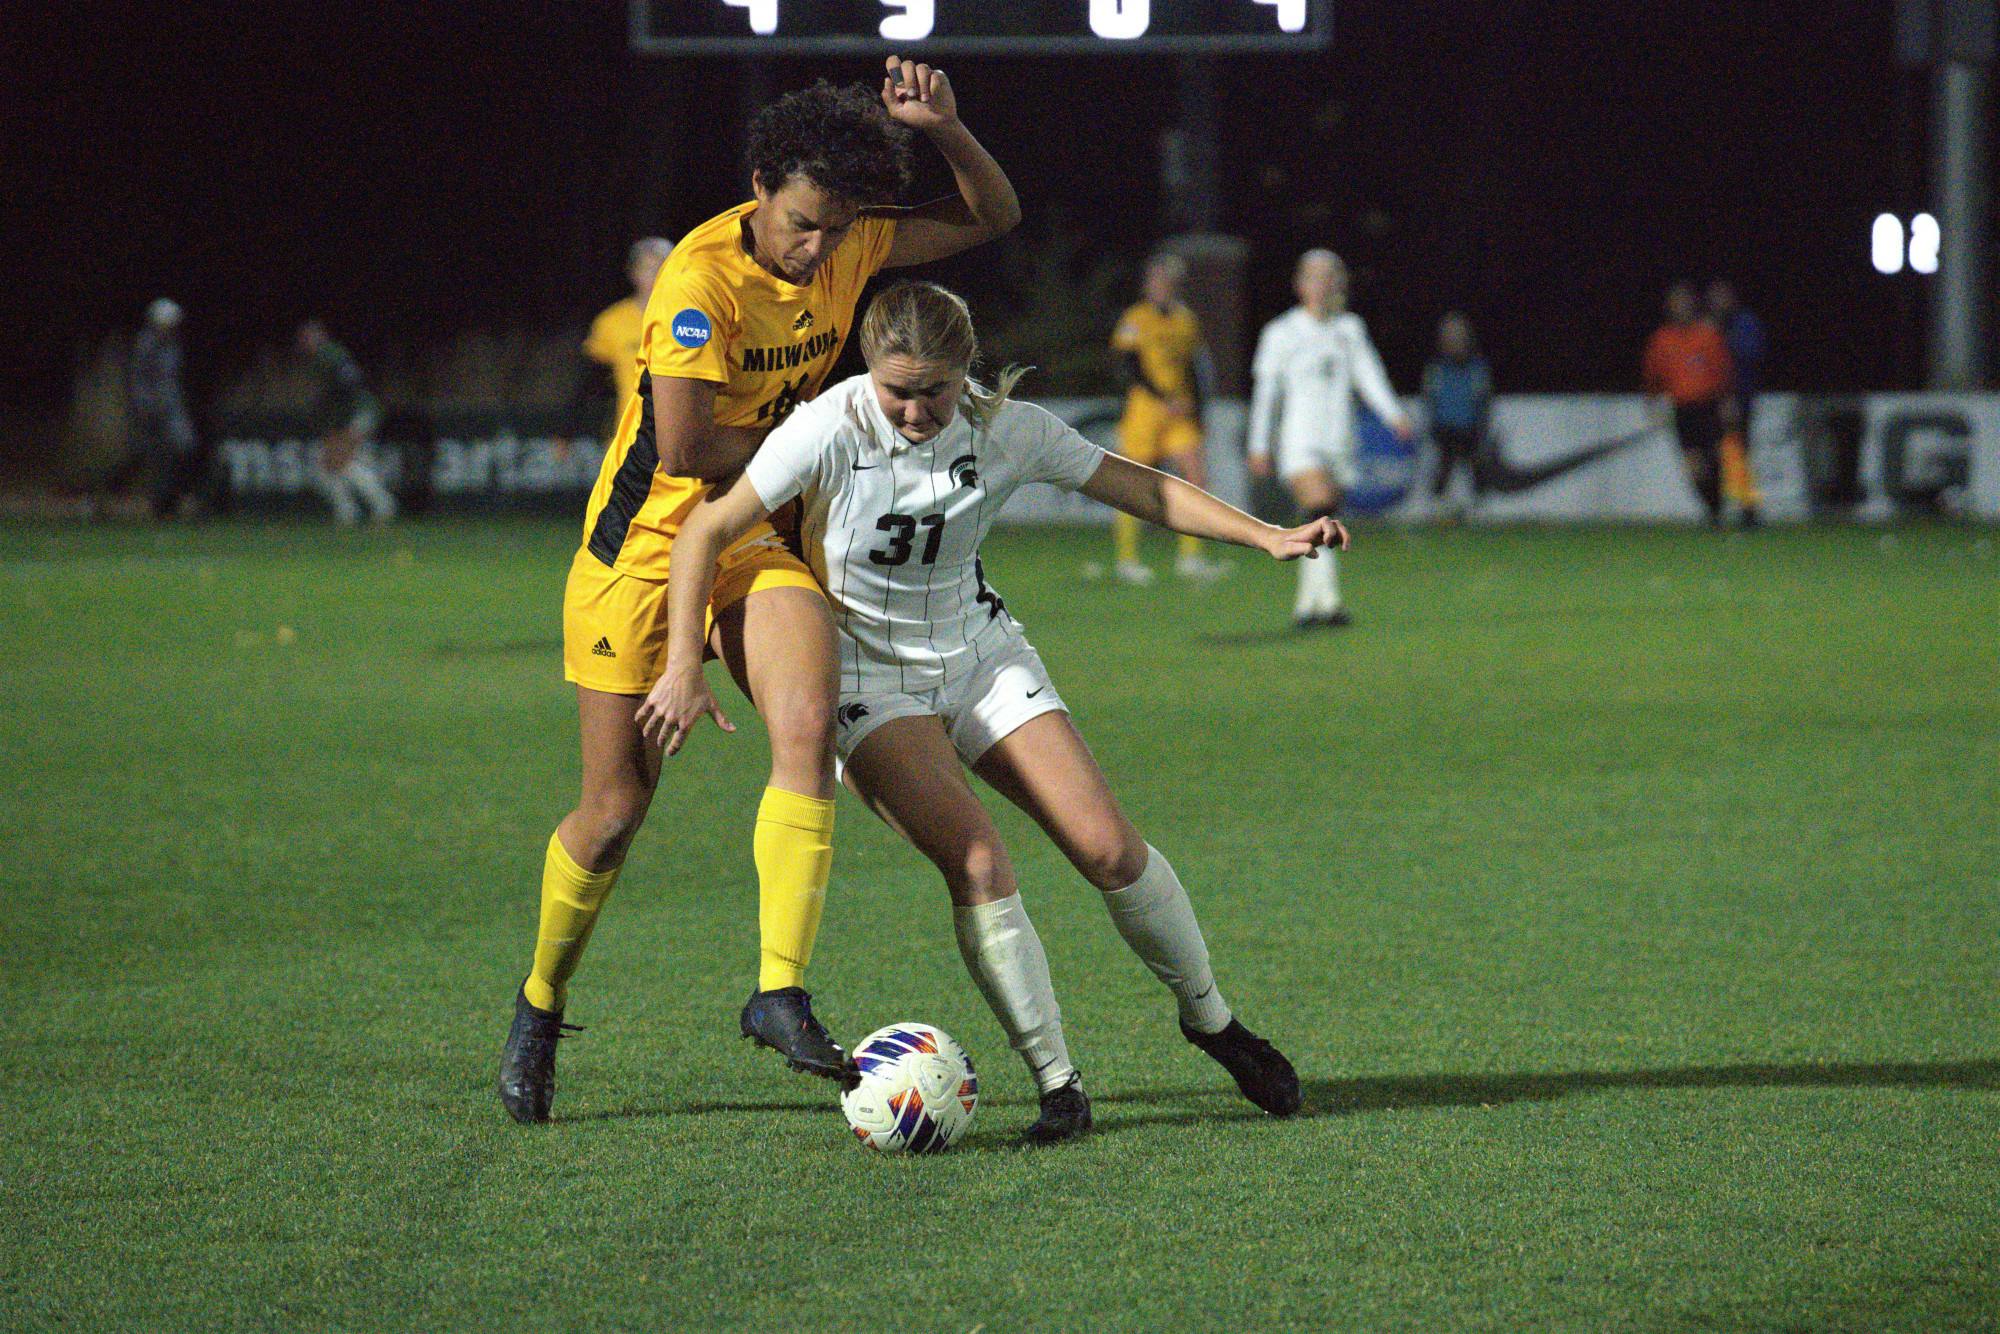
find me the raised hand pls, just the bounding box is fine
[881,55,957,131]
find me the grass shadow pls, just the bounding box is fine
[1084,1058,2000,1134]
[555,1059,1999,1142]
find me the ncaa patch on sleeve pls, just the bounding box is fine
[671,309,713,349]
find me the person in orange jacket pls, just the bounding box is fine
[1642,282,1735,524]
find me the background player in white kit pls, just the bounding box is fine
[645,282,1345,1142]
[1247,249,1414,628]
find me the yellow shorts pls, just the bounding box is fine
[561,530,820,695]
[1118,394,1203,466]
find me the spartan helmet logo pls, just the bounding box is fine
[948,454,980,490]
[837,701,871,727]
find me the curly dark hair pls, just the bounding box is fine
[747,80,913,206]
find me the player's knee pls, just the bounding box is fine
[943,835,1010,902]
[761,686,836,752]
[1077,829,1148,892]
[577,788,651,862]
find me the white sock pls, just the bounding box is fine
[343,458,397,520]
[1100,845,1231,1034]
[1296,548,1338,615]
[953,895,1076,1094]
[315,468,359,525]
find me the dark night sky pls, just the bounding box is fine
[3,0,1988,418]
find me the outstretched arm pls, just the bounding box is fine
[877,57,1021,269]
[1349,320,1415,440]
[1079,453,1346,560]
[635,477,774,754]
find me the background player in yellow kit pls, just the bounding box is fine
[499,57,1021,1123]
[582,236,675,425]
[1108,252,1225,583]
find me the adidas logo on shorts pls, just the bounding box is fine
[591,637,616,658]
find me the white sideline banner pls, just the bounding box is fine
[1006,393,2000,524]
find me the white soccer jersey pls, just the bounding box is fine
[1246,308,1406,463]
[744,374,1106,693]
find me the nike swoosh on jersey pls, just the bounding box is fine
[1026,686,1046,698]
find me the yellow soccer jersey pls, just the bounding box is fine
[1112,301,1201,400]
[582,296,645,411]
[580,201,898,577]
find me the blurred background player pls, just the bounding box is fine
[1421,310,1492,521]
[1248,249,1414,628]
[125,298,205,520]
[1107,252,1225,583]
[1707,278,1766,526]
[582,237,675,433]
[499,58,1021,1123]
[1642,283,1735,525]
[298,319,396,526]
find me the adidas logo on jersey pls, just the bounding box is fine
[591,637,616,658]
[791,309,815,332]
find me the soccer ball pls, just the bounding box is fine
[840,1023,978,1154]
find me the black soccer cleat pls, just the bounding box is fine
[1022,1075,1093,1145]
[1182,1017,1302,1117]
[1320,607,1354,629]
[740,987,854,1082]
[498,987,582,1124]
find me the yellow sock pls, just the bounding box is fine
[754,786,836,992]
[523,830,621,1013]
[1177,533,1202,559]
[1114,511,1141,564]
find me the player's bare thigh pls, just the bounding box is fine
[562,684,664,872]
[1284,464,1342,513]
[845,715,1018,907]
[971,711,1147,892]
[709,585,839,799]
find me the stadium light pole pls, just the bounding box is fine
[1899,0,1994,388]
[1933,54,1989,387]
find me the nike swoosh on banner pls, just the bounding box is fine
[1477,426,1659,495]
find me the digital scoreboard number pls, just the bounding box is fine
[631,1,1332,55]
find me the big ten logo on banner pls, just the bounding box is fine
[1856,395,1995,518]
[1743,393,1998,522]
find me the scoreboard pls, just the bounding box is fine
[630,1,1333,55]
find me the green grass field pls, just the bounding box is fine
[2,516,1995,1332]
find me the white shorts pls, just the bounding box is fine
[835,638,1067,770]
[1277,437,1358,488]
